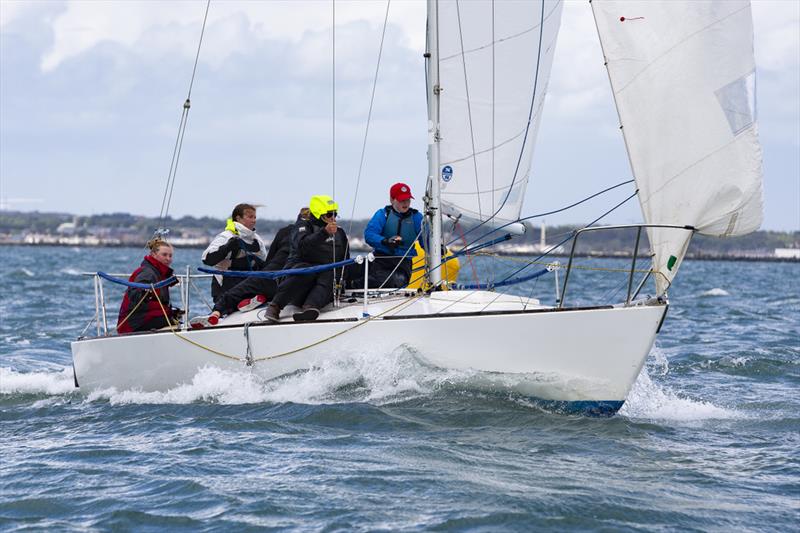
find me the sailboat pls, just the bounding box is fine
[71,0,763,416]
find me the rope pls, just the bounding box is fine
[116,290,150,332]
[455,266,550,290]
[199,258,356,279]
[151,282,426,364]
[498,190,639,283]
[152,289,242,361]
[98,271,178,289]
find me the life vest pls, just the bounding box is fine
[117,256,173,334]
[382,206,419,256]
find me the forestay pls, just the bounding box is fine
[435,0,564,231]
[592,0,764,294]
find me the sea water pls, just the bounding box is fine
[1,245,798,531]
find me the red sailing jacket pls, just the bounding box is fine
[116,255,175,334]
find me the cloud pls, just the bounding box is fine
[752,0,800,72]
[1,0,797,229]
[38,0,426,73]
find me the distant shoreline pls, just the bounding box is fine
[2,241,796,263]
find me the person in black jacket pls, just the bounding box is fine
[265,195,349,322]
[201,203,268,301]
[190,207,310,329]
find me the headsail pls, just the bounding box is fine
[592,1,764,294]
[434,0,564,231]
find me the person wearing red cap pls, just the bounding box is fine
[360,182,424,288]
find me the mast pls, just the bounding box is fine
[425,0,444,287]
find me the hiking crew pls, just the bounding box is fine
[117,239,181,334]
[264,195,349,323]
[202,203,268,301]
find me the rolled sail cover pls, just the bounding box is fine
[592,0,764,294]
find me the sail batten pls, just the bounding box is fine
[592,0,764,294]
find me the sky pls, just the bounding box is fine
[1,0,798,231]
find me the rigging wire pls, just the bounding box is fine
[331,0,337,301]
[498,189,639,284]
[451,178,635,249]
[332,0,336,201]
[346,0,392,236]
[156,0,211,233]
[445,1,561,245]
[338,0,392,291]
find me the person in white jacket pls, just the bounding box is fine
[202,203,268,301]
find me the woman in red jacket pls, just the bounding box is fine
[117,239,180,334]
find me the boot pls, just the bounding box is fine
[264,304,281,323]
[292,306,320,322]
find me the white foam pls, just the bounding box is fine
[83,348,451,406]
[86,366,269,405]
[60,267,82,276]
[620,368,742,421]
[700,288,730,297]
[19,268,34,277]
[0,366,77,396]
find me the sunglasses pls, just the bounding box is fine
[323,211,338,219]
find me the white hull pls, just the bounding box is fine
[72,291,667,415]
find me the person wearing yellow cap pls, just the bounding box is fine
[264,195,349,323]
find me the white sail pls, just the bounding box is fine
[435,0,564,231]
[592,1,764,294]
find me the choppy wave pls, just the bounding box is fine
[0,366,77,396]
[620,368,742,421]
[700,287,730,297]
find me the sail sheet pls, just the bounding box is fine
[435,0,564,230]
[592,1,764,294]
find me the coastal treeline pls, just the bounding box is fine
[1,210,797,256]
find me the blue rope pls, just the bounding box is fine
[97,271,178,290]
[455,267,550,291]
[199,258,356,279]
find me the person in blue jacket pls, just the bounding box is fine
[362,182,424,288]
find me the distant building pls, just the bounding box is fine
[775,248,800,259]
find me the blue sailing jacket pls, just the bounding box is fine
[365,206,423,256]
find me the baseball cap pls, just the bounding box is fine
[390,182,414,201]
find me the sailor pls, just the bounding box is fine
[264,195,349,323]
[117,239,181,334]
[201,203,268,301]
[360,182,424,288]
[190,207,310,329]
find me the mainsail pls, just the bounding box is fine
[592,1,764,294]
[434,0,564,231]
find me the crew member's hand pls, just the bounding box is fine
[225,236,240,253]
[382,235,403,248]
[325,221,338,236]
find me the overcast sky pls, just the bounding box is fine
[1,0,797,230]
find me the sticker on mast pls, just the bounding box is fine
[441,165,453,182]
